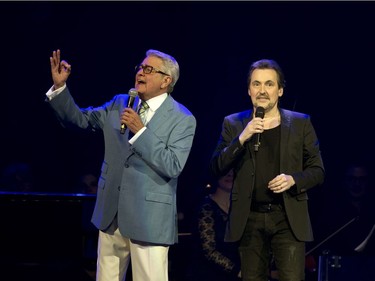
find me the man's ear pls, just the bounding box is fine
[161,76,172,89]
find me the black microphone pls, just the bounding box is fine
[120,88,138,134]
[254,106,265,152]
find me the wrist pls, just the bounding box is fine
[53,83,65,91]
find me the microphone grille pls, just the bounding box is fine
[128,88,138,97]
[255,106,265,118]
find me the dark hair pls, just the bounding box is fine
[247,59,286,89]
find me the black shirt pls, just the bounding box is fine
[253,125,282,204]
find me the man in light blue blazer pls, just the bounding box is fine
[46,49,196,281]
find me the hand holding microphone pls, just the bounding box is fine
[120,88,138,134]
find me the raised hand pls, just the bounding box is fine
[50,49,72,90]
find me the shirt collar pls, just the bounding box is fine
[141,93,168,112]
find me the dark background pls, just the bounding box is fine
[1,0,375,247]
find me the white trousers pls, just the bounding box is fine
[96,225,169,281]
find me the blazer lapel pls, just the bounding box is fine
[145,95,173,132]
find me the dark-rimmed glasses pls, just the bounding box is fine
[135,64,169,76]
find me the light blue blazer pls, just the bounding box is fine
[48,87,196,245]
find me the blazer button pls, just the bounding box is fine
[118,186,121,191]
[125,164,129,168]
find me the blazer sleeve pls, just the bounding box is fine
[288,114,325,194]
[210,112,249,178]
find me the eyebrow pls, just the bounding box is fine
[252,79,275,84]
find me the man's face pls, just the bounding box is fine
[248,69,283,111]
[135,56,171,101]
[344,166,369,198]
[218,169,234,193]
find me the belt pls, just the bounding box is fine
[250,203,283,213]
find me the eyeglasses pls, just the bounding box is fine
[135,64,169,76]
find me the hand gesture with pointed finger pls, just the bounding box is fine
[50,49,71,90]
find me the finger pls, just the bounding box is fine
[50,57,55,69]
[50,51,58,69]
[61,61,72,73]
[268,177,279,185]
[56,49,61,62]
[56,50,63,73]
[53,50,59,65]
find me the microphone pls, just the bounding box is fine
[254,106,265,152]
[120,88,138,134]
